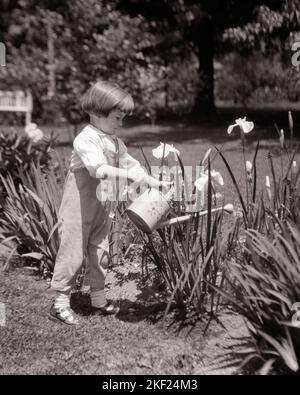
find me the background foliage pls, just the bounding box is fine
[0,0,299,123]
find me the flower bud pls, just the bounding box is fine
[265,176,272,200]
[246,161,252,174]
[288,111,293,134]
[279,129,284,149]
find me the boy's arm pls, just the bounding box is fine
[74,134,171,188]
[119,150,169,188]
[96,164,137,182]
[73,134,108,177]
[73,133,141,183]
[96,163,160,186]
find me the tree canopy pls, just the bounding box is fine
[0,0,299,123]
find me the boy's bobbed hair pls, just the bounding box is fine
[81,80,134,117]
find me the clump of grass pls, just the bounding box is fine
[0,158,65,275]
[0,129,57,207]
[213,112,300,374]
[133,149,232,318]
[214,219,300,374]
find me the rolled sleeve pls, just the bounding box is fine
[73,134,108,177]
[118,140,146,174]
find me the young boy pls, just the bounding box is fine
[50,81,169,325]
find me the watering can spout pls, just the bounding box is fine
[126,185,234,233]
[154,203,234,230]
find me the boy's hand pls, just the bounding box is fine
[147,177,173,192]
[127,169,145,184]
[158,180,173,190]
[159,181,174,195]
[128,170,173,192]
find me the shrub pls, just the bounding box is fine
[0,129,57,207]
[217,219,300,374]
[129,145,233,317]
[215,52,298,106]
[0,159,66,275]
[214,112,300,374]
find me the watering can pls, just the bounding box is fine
[126,186,234,233]
[125,187,174,233]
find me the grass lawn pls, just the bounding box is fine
[0,118,299,374]
[0,263,249,375]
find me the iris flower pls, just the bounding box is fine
[280,129,284,149]
[246,161,253,174]
[265,176,272,200]
[152,142,180,159]
[194,170,224,192]
[227,117,254,135]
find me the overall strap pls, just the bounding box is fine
[109,136,122,266]
[113,136,120,203]
[113,136,120,168]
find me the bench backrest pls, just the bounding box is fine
[0,90,33,125]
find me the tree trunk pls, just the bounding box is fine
[193,15,215,116]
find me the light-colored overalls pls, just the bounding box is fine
[50,127,124,304]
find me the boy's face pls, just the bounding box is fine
[103,109,126,134]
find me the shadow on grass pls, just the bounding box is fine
[97,263,224,335]
[70,288,216,338]
[70,291,166,323]
[115,299,210,339]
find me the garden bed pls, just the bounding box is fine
[0,247,249,375]
[1,120,299,375]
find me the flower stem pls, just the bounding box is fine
[241,130,249,212]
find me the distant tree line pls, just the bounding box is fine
[0,0,299,123]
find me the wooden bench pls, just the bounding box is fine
[0,90,33,126]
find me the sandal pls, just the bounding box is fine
[49,304,79,325]
[90,302,120,316]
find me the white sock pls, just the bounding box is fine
[91,289,106,308]
[81,285,91,294]
[54,291,70,309]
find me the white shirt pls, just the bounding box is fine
[70,124,145,178]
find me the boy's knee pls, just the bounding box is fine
[88,244,109,268]
[99,249,109,269]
